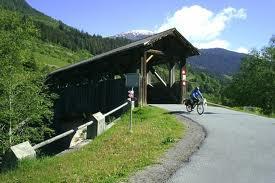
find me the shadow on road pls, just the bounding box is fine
[203,112,218,114]
[165,111,190,115]
[165,111,219,115]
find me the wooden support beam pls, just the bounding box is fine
[169,62,176,88]
[143,52,147,105]
[146,54,154,63]
[139,53,148,106]
[150,68,167,87]
[148,83,154,87]
[139,57,143,106]
[146,49,165,56]
[147,71,152,85]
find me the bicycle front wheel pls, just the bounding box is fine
[197,103,204,115]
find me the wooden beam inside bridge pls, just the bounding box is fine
[146,49,165,56]
[150,67,167,87]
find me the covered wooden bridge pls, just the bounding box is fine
[47,28,199,123]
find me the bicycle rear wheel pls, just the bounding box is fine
[186,104,192,112]
[197,103,204,115]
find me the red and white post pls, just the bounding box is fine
[180,64,187,103]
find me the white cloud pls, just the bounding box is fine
[195,39,230,49]
[236,47,249,53]
[156,5,247,48]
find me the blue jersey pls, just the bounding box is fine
[191,90,203,99]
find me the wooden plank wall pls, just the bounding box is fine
[54,78,127,116]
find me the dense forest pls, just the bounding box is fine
[36,21,132,55]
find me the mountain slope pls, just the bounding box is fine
[0,6,91,70]
[188,48,247,76]
[0,0,57,26]
[0,0,41,15]
[0,0,134,70]
[0,0,132,57]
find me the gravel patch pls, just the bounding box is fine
[127,115,206,183]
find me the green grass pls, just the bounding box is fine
[34,52,69,68]
[208,102,275,118]
[231,106,275,118]
[32,40,92,69]
[0,106,185,183]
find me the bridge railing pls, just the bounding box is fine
[6,101,130,164]
[103,102,128,117]
[33,121,94,150]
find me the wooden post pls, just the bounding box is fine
[139,57,143,106]
[169,62,176,88]
[180,59,187,104]
[143,52,147,105]
[147,71,151,85]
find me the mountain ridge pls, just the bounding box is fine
[113,30,154,41]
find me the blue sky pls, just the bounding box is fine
[27,0,274,53]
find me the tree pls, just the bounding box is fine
[223,37,275,114]
[0,9,54,155]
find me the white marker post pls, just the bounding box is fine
[128,88,134,133]
[125,73,139,133]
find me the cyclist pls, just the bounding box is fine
[190,87,204,108]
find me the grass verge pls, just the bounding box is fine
[0,106,185,183]
[231,107,275,118]
[32,40,92,69]
[208,102,275,118]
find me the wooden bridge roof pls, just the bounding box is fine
[47,28,199,84]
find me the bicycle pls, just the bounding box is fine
[184,98,206,115]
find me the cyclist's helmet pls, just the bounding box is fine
[195,86,200,91]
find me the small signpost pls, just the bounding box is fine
[125,73,139,88]
[125,73,140,133]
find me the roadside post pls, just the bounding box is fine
[125,73,140,133]
[128,88,134,133]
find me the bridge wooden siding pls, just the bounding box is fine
[54,78,127,116]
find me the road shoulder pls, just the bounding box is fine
[127,115,206,183]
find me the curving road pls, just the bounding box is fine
[154,104,275,183]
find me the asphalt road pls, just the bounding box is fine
[154,104,275,183]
